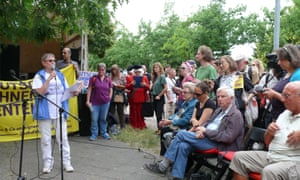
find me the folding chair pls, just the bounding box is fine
[189,147,228,180]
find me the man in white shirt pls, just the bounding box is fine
[164,68,177,119]
[230,81,300,180]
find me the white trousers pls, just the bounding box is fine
[38,119,71,167]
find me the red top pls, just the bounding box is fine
[126,75,150,103]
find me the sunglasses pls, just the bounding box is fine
[194,92,204,97]
[45,59,55,63]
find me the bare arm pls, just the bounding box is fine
[190,108,214,132]
[35,71,56,95]
[264,122,279,146]
[86,86,92,106]
[197,108,214,126]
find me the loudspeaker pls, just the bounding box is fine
[0,45,20,80]
[78,93,91,136]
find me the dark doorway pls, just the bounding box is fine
[70,48,80,62]
[0,45,20,80]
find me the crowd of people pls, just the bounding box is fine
[32,44,300,179]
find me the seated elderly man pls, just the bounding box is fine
[145,86,244,180]
[230,81,300,180]
[159,82,198,155]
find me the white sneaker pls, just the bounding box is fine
[64,164,74,172]
[42,166,52,174]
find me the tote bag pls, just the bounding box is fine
[142,94,154,117]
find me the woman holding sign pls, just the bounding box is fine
[211,55,253,124]
[126,66,150,129]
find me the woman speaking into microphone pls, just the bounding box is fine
[32,53,79,174]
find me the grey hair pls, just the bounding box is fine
[41,53,55,61]
[282,44,300,68]
[183,82,196,94]
[217,86,234,97]
[97,63,106,69]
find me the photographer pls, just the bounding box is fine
[251,44,300,128]
[248,53,284,128]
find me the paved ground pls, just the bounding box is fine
[0,117,171,180]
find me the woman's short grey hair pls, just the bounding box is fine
[41,53,55,61]
[217,86,234,97]
[276,44,300,68]
[183,82,196,94]
[98,63,106,69]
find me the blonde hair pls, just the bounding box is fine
[252,59,265,77]
[152,62,164,83]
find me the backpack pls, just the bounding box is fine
[91,75,111,88]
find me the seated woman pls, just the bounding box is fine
[189,80,217,131]
[159,82,197,155]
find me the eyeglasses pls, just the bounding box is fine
[282,93,300,99]
[98,68,105,71]
[45,59,55,63]
[194,92,204,97]
[62,52,67,54]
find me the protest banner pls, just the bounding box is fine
[0,65,79,142]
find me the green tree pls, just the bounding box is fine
[102,0,298,71]
[280,0,300,45]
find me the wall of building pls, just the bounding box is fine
[19,40,61,74]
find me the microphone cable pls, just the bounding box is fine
[68,138,157,161]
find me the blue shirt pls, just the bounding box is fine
[169,98,198,129]
[206,104,232,131]
[290,68,300,82]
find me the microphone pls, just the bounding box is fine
[31,89,40,97]
[51,64,55,71]
[51,64,56,80]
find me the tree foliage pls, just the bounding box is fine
[101,0,270,70]
[0,0,126,57]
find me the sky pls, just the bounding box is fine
[114,0,292,57]
[115,0,291,34]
